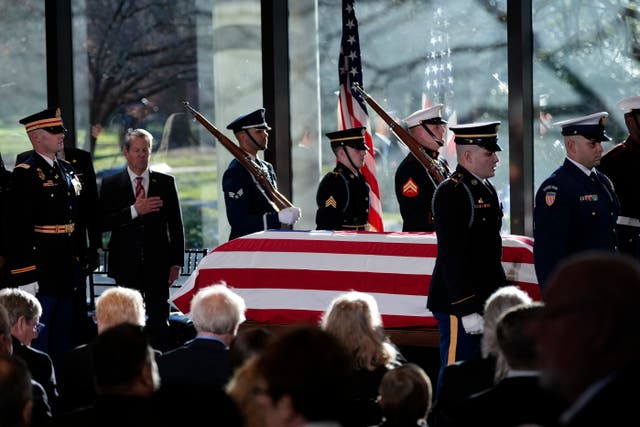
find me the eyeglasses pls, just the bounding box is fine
[33,322,45,334]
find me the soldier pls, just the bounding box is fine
[395,105,452,231]
[428,121,507,393]
[0,154,12,286]
[222,108,301,240]
[597,96,640,258]
[533,112,619,288]
[7,107,84,376]
[315,127,370,230]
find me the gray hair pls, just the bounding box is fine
[0,289,42,327]
[190,282,246,335]
[123,128,153,150]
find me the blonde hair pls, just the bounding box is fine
[190,282,246,335]
[95,287,146,334]
[320,291,397,370]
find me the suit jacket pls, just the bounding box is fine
[534,158,619,287]
[6,152,83,293]
[13,335,58,410]
[99,167,184,285]
[156,337,231,389]
[428,165,506,316]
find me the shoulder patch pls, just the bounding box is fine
[449,172,464,186]
[16,163,30,170]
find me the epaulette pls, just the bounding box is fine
[449,172,464,187]
[15,163,30,170]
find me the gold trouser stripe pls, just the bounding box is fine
[11,265,36,274]
[447,315,458,366]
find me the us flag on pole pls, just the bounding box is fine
[337,0,383,232]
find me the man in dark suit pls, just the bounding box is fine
[157,282,245,390]
[7,107,84,377]
[99,128,185,351]
[428,121,507,394]
[533,112,619,288]
[16,145,101,345]
[222,108,301,240]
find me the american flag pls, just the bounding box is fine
[336,0,383,232]
[170,230,540,328]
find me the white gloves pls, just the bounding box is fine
[19,281,39,296]
[461,313,484,335]
[278,207,302,225]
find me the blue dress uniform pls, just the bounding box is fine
[597,96,640,258]
[427,121,507,394]
[222,108,283,240]
[395,105,452,232]
[7,107,83,375]
[534,113,619,288]
[316,128,370,231]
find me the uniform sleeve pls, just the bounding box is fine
[6,167,38,284]
[395,162,434,232]
[533,180,571,287]
[432,182,476,311]
[315,173,346,230]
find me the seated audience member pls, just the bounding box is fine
[157,282,246,390]
[255,325,352,427]
[0,288,58,412]
[226,328,274,427]
[53,323,158,427]
[229,326,272,372]
[531,251,640,426]
[320,291,403,427]
[57,286,146,412]
[0,303,52,426]
[376,363,433,427]
[0,354,34,427]
[429,285,533,427]
[454,303,567,427]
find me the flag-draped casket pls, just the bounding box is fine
[170,230,539,328]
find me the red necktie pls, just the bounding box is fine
[135,176,145,198]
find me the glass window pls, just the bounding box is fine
[0,1,47,168]
[533,0,640,190]
[291,0,510,232]
[72,0,262,249]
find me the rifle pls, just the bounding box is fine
[183,101,294,211]
[351,83,448,186]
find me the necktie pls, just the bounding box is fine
[135,176,145,198]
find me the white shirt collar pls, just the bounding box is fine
[567,157,594,176]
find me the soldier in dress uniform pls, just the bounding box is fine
[395,104,452,231]
[7,107,84,376]
[222,108,301,240]
[428,121,507,394]
[597,96,640,259]
[315,127,370,230]
[533,112,619,288]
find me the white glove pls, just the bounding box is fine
[19,281,39,296]
[461,313,484,335]
[278,207,302,225]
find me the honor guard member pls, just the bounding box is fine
[395,104,452,231]
[222,108,301,240]
[428,121,507,394]
[316,127,370,230]
[598,97,640,258]
[534,112,619,288]
[7,107,84,376]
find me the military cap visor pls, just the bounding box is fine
[554,112,611,142]
[326,127,367,150]
[226,108,271,133]
[19,107,66,133]
[450,121,502,152]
